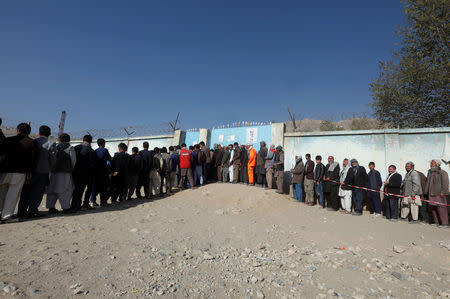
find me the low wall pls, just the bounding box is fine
[209,125,272,150]
[283,127,450,180]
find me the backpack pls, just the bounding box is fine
[53,146,73,173]
[152,155,161,172]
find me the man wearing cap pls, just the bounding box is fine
[274,146,285,194]
[401,161,422,223]
[344,159,368,216]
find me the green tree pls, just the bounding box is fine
[370,0,450,128]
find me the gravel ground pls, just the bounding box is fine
[0,183,449,298]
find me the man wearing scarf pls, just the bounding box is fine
[290,154,305,202]
[264,145,276,189]
[274,146,285,194]
[255,141,268,187]
[383,165,402,221]
[401,161,422,223]
[338,158,352,213]
[424,159,449,227]
[323,156,340,211]
[304,154,315,205]
[344,159,368,216]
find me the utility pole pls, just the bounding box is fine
[58,111,66,136]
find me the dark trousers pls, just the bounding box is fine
[367,191,382,214]
[240,165,248,183]
[91,174,110,204]
[17,181,31,216]
[385,195,399,219]
[136,172,149,198]
[28,173,50,213]
[352,189,364,213]
[72,180,93,210]
[324,186,340,210]
[110,176,127,202]
[127,175,139,199]
[419,200,429,223]
[203,163,209,183]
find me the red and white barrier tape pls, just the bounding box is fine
[325,179,450,207]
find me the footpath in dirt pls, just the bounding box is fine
[0,183,449,298]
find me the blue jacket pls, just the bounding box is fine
[367,170,382,190]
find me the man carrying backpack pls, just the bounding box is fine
[149,147,162,197]
[46,133,76,214]
[160,147,173,195]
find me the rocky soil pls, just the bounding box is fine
[0,183,449,298]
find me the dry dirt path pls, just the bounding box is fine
[0,183,449,298]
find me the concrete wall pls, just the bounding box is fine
[283,127,450,180]
[184,131,200,147]
[209,125,272,150]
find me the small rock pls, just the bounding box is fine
[215,209,224,215]
[256,290,265,298]
[129,228,138,233]
[393,245,407,254]
[391,271,404,280]
[203,253,214,260]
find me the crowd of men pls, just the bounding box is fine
[0,122,448,228]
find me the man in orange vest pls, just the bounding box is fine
[247,144,257,185]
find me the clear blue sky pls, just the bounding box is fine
[0,0,404,132]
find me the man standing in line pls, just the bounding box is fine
[110,143,129,203]
[383,164,402,221]
[127,147,143,200]
[71,134,96,211]
[228,144,234,183]
[199,141,210,184]
[367,161,383,216]
[214,145,224,182]
[274,146,285,194]
[323,156,340,211]
[18,125,54,218]
[313,155,325,207]
[0,123,35,222]
[239,144,248,184]
[193,144,204,186]
[46,133,76,214]
[265,145,276,189]
[91,138,111,206]
[424,159,449,227]
[256,141,268,187]
[338,158,352,213]
[304,154,315,205]
[290,154,304,202]
[152,147,164,195]
[178,144,195,189]
[247,144,257,186]
[221,145,231,183]
[231,142,241,184]
[344,159,368,216]
[401,161,422,223]
[136,142,152,199]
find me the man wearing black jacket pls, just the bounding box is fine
[71,135,96,211]
[384,165,402,221]
[136,142,152,199]
[239,144,248,184]
[0,123,35,222]
[110,143,129,203]
[323,156,340,211]
[127,147,143,200]
[344,158,368,216]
